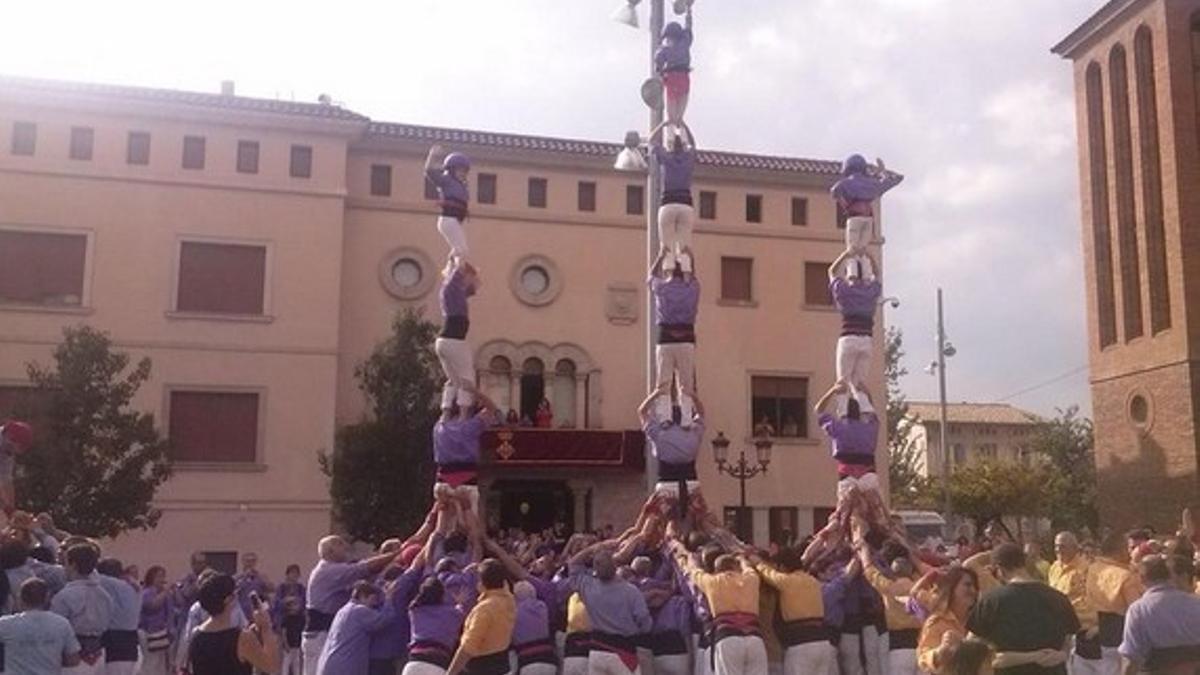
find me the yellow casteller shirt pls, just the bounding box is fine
[1049,556,1096,629]
[460,587,517,657]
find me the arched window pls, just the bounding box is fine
[486,356,512,415]
[553,359,577,428]
[1110,44,1143,341]
[1086,61,1118,348]
[1136,27,1170,333]
[520,358,545,423]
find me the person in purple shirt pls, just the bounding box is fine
[828,248,883,416]
[432,390,498,531]
[316,581,396,675]
[404,577,466,675]
[639,391,706,524]
[424,144,472,264]
[510,580,556,675]
[1119,555,1200,674]
[435,260,481,417]
[139,566,173,675]
[648,121,697,274]
[369,546,427,675]
[655,2,694,126]
[830,154,903,279]
[234,551,275,619]
[302,537,399,675]
[647,247,701,423]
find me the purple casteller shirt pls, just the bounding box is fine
[651,146,695,195]
[368,564,425,661]
[234,571,271,619]
[440,269,473,321]
[409,602,465,649]
[307,560,376,617]
[644,419,703,467]
[831,171,903,217]
[139,587,173,634]
[512,597,551,646]
[831,278,880,320]
[1119,584,1200,667]
[432,415,488,468]
[426,169,469,206]
[655,24,694,73]
[317,601,395,675]
[819,413,879,470]
[650,276,700,327]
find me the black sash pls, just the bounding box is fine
[1075,630,1103,660]
[408,639,453,669]
[102,629,140,662]
[440,316,469,340]
[646,630,689,656]
[662,191,694,206]
[778,618,832,648]
[465,650,510,675]
[564,632,592,658]
[440,199,469,220]
[657,323,696,344]
[889,628,919,650]
[1097,612,1124,648]
[514,637,558,667]
[304,608,335,633]
[840,315,874,337]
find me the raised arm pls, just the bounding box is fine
[637,391,660,427]
[425,145,445,174]
[650,247,667,278]
[829,250,854,280]
[461,384,499,419]
[814,381,847,414]
[682,122,697,149]
[483,539,529,581]
[862,250,881,282]
[691,393,705,419]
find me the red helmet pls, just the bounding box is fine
[1,421,32,453]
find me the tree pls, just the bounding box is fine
[885,327,927,506]
[1028,406,1098,536]
[941,460,1049,535]
[319,308,441,544]
[15,325,171,537]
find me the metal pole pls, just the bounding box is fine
[937,288,952,525]
[738,451,748,541]
[644,0,665,494]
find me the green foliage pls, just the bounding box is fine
[941,460,1050,534]
[884,327,929,506]
[1027,406,1098,535]
[15,325,171,537]
[319,308,441,545]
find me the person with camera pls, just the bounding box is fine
[187,572,279,675]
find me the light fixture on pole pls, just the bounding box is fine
[926,287,956,530]
[711,430,772,543]
[611,0,642,27]
[614,131,647,172]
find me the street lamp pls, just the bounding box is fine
[925,287,956,531]
[711,431,773,543]
[614,131,648,172]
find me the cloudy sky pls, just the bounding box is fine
[3,0,1104,416]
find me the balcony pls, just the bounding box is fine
[481,427,645,471]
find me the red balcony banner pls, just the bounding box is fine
[481,428,646,470]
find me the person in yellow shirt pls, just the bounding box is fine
[1026,542,1051,582]
[916,566,979,673]
[446,560,516,675]
[856,541,927,675]
[672,543,766,675]
[562,592,591,675]
[1087,534,1144,675]
[1048,531,1099,675]
[747,548,834,675]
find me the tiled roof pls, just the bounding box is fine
[0,75,370,122]
[368,122,843,175]
[905,402,1041,426]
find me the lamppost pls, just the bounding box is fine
[611,0,667,494]
[711,431,773,543]
[924,288,956,529]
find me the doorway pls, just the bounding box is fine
[493,479,574,534]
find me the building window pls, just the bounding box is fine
[791,197,808,226]
[578,181,597,212]
[10,122,36,156]
[768,507,799,547]
[510,255,563,307]
[0,229,87,307]
[478,173,497,204]
[520,358,546,422]
[751,375,808,439]
[528,177,548,208]
[168,391,260,463]
[978,443,998,460]
[182,136,206,170]
[236,140,260,174]
[127,131,151,165]
[952,443,967,466]
[1110,45,1143,341]
[486,356,514,414]
[720,257,753,302]
[370,164,392,197]
[1135,27,1170,333]
[626,185,644,216]
[804,262,833,306]
[289,145,312,178]
[1086,62,1117,348]
[699,191,717,220]
[378,247,437,301]
[200,551,238,575]
[554,359,578,428]
[745,194,763,223]
[69,127,94,161]
[176,241,267,315]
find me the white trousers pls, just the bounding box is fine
[692,635,711,675]
[658,204,695,271]
[655,343,696,414]
[889,648,919,675]
[434,337,475,409]
[138,647,171,675]
[655,653,692,675]
[713,636,767,675]
[835,335,874,412]
[104,661,136,675]
[401,661,448,675]
[563,656,589,675]
[64,658,105,675]
[844,216,876,279]
[301,631,328,675]
[433,483,480,516]
[588,650,641,675]
[1072,651,1111,675]
[519,663,556,675]
[783,641,836,675]
[437,216,469,261]
[837,472,881,499]
[838,632,864,675]
[281,647,303,675]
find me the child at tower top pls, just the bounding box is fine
[830,154,903,279]
[655,1,694,127]
[424,144,473,264]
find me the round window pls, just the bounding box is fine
[391,259,423,289]
[521,266,550,296]
[1129,395,1149,425]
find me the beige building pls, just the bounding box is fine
[0,75,889,577]
[906,402,1039,478]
